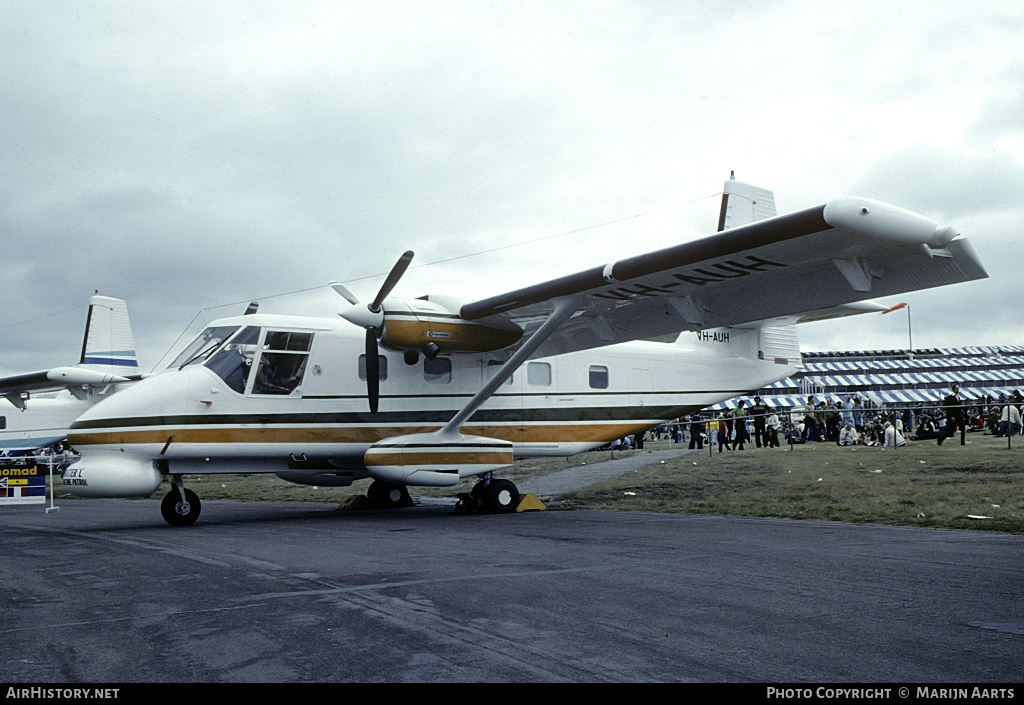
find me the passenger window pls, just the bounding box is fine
[0,416,6,430]
[252,331,314,396]
[424,357,451,384]
[358,354,388,382]
[589,365,609,389]
[527,362,551,387]
[486,360,512,385]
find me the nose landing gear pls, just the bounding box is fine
[161,477,202,526]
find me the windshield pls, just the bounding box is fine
[168,326,239,369]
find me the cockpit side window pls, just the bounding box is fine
[205,326,260,394]
[264,331,313,352]
[252,331,314,396]
[169,326,239,369]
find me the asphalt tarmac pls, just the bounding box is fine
[2,458,1022,684]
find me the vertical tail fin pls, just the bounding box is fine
[717,172,777,231]
[77,295,139,377]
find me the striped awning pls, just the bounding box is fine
[803,355,1024,373]
[706,346,1024,414]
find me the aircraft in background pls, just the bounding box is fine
[62,177,988,525]
[0,295,139,456]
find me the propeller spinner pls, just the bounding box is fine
[338,251,414,413]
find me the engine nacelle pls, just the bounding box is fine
[380,296,522,355]
[62,450,162,498]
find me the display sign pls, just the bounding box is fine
[0,464,47,505]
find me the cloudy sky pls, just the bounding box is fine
[2,0,1022,376]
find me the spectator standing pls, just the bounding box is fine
[751,396,768,448]
[937,383,965,446]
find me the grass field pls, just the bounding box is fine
[560,432,1024,534]
[48,431,1024,533]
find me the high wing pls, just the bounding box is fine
[0,295,139,408]
[459,196,987,359]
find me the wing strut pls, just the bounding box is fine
[441,297,578,436]
[361,297,579,488]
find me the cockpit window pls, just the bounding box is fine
[264,331,313,352]
[169,326,239,369]
[251,330,314,395]
[205,326,261,394]
[182,326,314,396]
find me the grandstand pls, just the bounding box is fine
[708,345,1024,410]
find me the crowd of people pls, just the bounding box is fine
[648,387,1024,451]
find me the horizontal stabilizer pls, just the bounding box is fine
[793,300,889,324]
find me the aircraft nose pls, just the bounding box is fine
[68,366,196,451]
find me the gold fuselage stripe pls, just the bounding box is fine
[67,421,658,449]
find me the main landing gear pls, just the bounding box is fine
[456,475,521,514]
[161,477,201,526]
[361,476,521,514]
[366,479,412,508]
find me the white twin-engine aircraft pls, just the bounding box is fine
[63,178,987,525]
[0,295,139,456]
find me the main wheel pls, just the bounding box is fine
[485,479,520,514]
[161,488,201,526]
[367,480,410,508]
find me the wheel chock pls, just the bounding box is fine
[515,493,546,512]
[335,495,373,511]
[453,491,546,514]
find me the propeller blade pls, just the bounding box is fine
[339,250,411,414]
[330,282,360,306]
[365,328,380,414]
[369,250,414,313]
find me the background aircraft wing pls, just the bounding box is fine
[0,295,138,409]
[0,368,130,397]
[459,197,988,359]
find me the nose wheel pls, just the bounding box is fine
[161,478,202,526]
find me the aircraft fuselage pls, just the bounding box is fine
[64,312,795,497]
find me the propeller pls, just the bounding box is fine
[338,251,414,414]
[364,327,380,414]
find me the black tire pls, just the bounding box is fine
[485,479,519,514]
[161,488,201,526]
[368,480,410,508]
[470,480,487,500]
